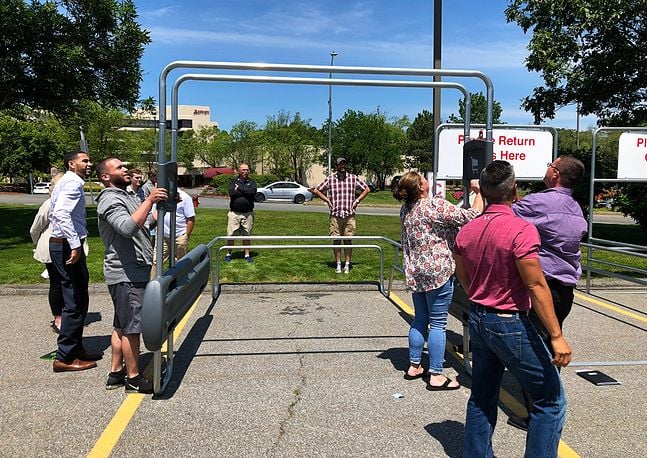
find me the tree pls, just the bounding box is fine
[228,120,260,169]
[405,110,435,174]
[331,110,404,189]
[0,0,150,118]
[506,1,647,229]
[447,92,503,125]
[263,111,320,183]
[180,126,231,168]
[76,102,127,163]
[0,111,70,181]
[505,1,647,126]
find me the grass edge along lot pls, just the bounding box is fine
[1,203,646,285]
[0,204,403,285]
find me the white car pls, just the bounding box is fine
[33,182,51,194]
[255,181,313,204]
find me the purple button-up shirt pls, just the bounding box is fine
[512,187,587,286]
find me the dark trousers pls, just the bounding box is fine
[49,240,89,362]
[521,278,575,415]
[45,262,64,317]
[529,278,575,345]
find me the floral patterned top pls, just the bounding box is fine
[401,196,479,292]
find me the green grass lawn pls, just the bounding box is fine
[0,204,404,285]
[2,203,645,285]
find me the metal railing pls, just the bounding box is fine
[582,238,647,292]
[206,235,403,300]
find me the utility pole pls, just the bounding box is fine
[433,0,442,144]
[327,51,338,177]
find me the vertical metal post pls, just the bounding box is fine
[576,102,581,149]
[432,0,442,149]
[327,51,338,177]
[79,127,94,203]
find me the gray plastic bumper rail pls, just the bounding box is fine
[142,244,211,394]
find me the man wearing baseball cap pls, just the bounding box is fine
[313,158,370,273]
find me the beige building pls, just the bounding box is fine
[127,105,218,133]
[124,105,218,186]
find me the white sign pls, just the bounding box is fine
[618,133,647,178]
[437,129,554,179]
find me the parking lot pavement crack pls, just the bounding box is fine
[269,353,306,455]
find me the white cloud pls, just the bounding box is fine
[141,6,175,19]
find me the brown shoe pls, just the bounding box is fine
[53,358,97,372]
[76,349,103,361]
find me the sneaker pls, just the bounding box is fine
[106,368,126,390]
[343,263,350,274]
[245,256,254,263]
[224,254,232,263]
[125,374,153,394]
[335,264,342,273]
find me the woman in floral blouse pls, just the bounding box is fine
[394,172,483,390]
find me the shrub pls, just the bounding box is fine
[210,174,236,195]
[252,174,280,188]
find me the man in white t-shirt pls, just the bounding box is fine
[152,188,196,275]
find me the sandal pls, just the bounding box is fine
[426,377,460,391]
[403,370,427,380]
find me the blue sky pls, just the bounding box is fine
[134,0,596,132]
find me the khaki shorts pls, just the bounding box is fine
[151,233,190,278]
[329,215,356,236]
[227,211,254,236]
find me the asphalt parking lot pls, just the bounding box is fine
[0,279,645,457]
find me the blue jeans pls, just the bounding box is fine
[463,305,566,458]
[409,277,454,374]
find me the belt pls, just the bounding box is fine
[49,237,86,245]
[472,303,528,316]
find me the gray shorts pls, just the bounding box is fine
[108,282,146,335]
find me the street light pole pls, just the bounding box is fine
[327,51,338,177]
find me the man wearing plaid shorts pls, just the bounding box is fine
[313,158,370,274]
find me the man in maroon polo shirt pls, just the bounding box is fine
[453,160,572,458]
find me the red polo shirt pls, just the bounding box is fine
[454,204,540,312]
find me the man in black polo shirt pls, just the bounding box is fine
[225,164,257,263]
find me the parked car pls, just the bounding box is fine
[595,198,614,209]
[366,181,378,192]
[255,181,313,204]
[33,182,51,194]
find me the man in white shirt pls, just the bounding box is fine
[152,188,196,276]
[49,151,101,373]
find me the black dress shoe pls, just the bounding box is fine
[76,349,103,361]
[53,358,97,372]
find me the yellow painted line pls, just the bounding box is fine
[558,441,581,458]
[574,291,647,323]
[388,291,414,316]
[389,291,581,458]
[87,299,200,458]
[87,394,145,458]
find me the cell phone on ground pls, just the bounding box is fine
[576,370,621,386]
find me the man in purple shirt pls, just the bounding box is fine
[510,154,586,430]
